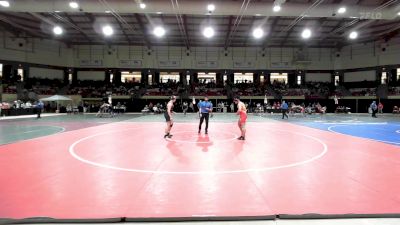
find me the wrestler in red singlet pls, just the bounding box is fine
[234,96,247,140]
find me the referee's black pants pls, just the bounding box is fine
[199,113,210,131]
[372,109,377,118]
[37,108,42,119]
[282,109,288,119]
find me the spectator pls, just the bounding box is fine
[378,102,383,114]
[393,106,399,114]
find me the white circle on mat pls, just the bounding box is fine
[69,126,328,175]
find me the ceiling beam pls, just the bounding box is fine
[0,21,22,37]
[244,16,256,47]
[263,16,279,48]
[182,15,191,50]
[61,13,92,42]
[224,16,234,49]
[134,13,151,48]
[319,18,347,41]
[0,14,46,38]
[69,41,337,48]
[280,27,295,46]
[112,16,132,44]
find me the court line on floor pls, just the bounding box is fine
[0,125,66,146]
[0,115,142,146]
[323,122,388,125]
[0,126,65,136]
[69,125,328,175]
[327,125,400,145]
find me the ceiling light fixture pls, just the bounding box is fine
[102,25,114,36]
[53,26,63,35]
[203,26,215,38]
[139,3,146,9]
[252,27,264,39]
[153,26,166,37]
[349,31,358,39]
[273,5,281,12]
[207,4,215,12]
[301,28,312,39]
[0,1,10,7]
[69,1,79,9]
[338,7,346,14]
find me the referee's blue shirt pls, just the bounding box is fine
[198,101,213,113]
[281,103,289,110]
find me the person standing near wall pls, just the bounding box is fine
[370,101,378,118]
[281,100,289,119]
[333,95,340,105]
[36,100,44,119]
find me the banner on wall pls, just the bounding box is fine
[119,60,142,67]
[158,60,181,67]
[270,61,291,69]
[196,61,218,68]
[233,61,254,68]
[79,59,103,67]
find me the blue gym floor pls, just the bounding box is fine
[286,114,400,146]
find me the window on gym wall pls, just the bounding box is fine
[234,73,253,84]
[260,75,265,83]
[297,75,302,85]
[223,74,227,83]
[68,73,73,84]
[110,73,114,83]
[121,71,141,83]
[397,68,400,80]
[148,74,153,85]
[17,68,24,82]
[270,73,288,84]
[198,72,216,84]
[0,63,3,79]
[335,75,340,86]
[160,72,180,83]
[381,72,387,84]
[186,75,190,84]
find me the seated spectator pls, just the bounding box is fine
[142,105,150,114]
[393,106,399,114]
[378,102,383,114]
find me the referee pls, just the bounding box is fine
[281,100,289,119]
[198,96,213,134]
